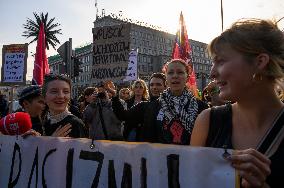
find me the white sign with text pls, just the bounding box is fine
[0,135,236,188]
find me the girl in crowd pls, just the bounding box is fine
[42,74,86,138]
[127,79,149,108]
[191,19,284,187]
[119,87,131,101]
[111,59,208,144]
[79,87,97,114]
[123,79,149,140]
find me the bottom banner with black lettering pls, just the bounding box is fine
[0,135,237,188]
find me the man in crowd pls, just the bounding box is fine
[18,85,46,134]
[0,92,9,118]
[148,73,167,99]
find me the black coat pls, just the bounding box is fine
[112,96,208,144]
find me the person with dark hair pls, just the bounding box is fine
[149,72,166,99]
[79,87,97,114]
[42,74,86,138]
[191,19,284,187]
[69,98,82,119]
[202,81,226,107]
[83,80,123,141]
[111,60,208,144]
[0,93,9,118]
[18,85,46,134]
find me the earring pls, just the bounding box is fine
[252,73,256,80]
[252,73,263,82]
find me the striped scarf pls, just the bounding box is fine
[160,88,198,133]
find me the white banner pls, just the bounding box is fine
[124,49,138,82]
[0,135,237,188]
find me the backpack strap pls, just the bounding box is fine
[257,107,284,157]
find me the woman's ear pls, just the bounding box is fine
[255,53,269,71]
[22,100,29,108]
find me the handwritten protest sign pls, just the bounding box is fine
[1,44,28,85]
[92,24,131,82]
[0,135,237,188]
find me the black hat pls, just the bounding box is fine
[18,85,42,103]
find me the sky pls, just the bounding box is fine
[0,0,284,80]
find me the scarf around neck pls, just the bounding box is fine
[160,88,198,133]
[48,109,72,124]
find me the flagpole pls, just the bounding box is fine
[221,0,224,32]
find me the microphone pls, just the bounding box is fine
[0,112,32,135]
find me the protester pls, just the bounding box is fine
[148,72,167,99]
[42,74,86,138]
[190,19,284,187]
[79,87,97,114]
[69,98,82,119]
[18,85,46,134]
[0,93,9,118]
[83,81,123,140]
[202,81,227,107]
[118,87,131,101]
[123,79,149,140]
[111,59,208,144]
[127,79,149,107]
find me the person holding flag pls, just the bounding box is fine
[172,12,198,97]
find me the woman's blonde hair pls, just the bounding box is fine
[131,79,149,100]
[208,18,284,84]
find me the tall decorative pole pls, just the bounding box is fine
[221,0,224,32]
[95,0,98,20]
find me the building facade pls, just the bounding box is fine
[48,14,212,97]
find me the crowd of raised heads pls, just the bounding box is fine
[0,18,283,188]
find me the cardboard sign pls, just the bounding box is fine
[92,24,131,82]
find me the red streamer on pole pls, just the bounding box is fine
[32,23,50,86]
[172,12,198,97]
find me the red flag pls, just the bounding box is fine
[32,23,50,86]
[172,12,198,97]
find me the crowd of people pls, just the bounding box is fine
[0,18,283,187]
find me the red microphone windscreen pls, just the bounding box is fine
[0,112,32,135]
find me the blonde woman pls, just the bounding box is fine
[191,19,284,187]
[124,79,149,140]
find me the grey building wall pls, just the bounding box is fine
[49,15,213,97]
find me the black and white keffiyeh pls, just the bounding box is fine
[160,88,198,133]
